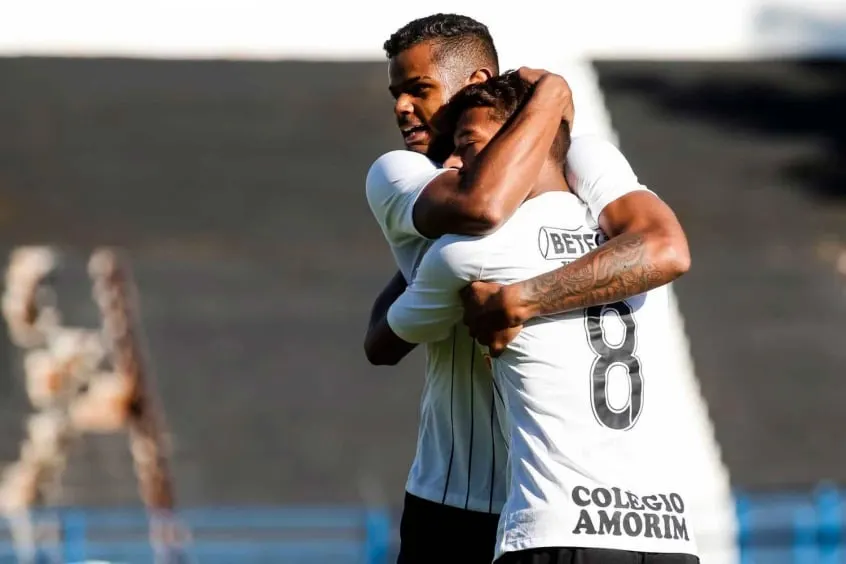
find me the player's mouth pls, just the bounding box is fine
[401,125,429,148]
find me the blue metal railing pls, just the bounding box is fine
[736,485,846,563]
[0,506,392,564]
[4,488,846,563]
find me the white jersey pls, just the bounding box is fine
[365,134,650,514]
[386,190,698,559]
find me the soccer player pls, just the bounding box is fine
[373,71,699,564]
[364,14,689,564]
[365,16,571,564]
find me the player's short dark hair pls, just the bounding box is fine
[383,14,499,75]
[433,71,571,167]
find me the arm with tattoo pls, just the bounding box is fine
[460,191,690,347]
[518,230,679,318]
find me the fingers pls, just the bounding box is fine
[458,284,474,300]
[478,326,523,357]
[460,280,499,300]
[461,281,510,343]
[516,66,548,85]
[514,67,574,124]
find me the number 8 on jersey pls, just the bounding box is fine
[585,302,643,431]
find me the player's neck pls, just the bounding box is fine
[526,162,570,201]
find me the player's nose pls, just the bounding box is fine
[443,153,463,170]
[393,94,413,119]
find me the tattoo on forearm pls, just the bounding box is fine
[523,232,670,314]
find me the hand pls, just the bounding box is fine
[515,66,552,85]
[516,67,574,126]
[460,281,531,353]
[485,325,523,358]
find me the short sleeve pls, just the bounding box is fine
[387,236,482,344]
[365,150,450,243]
[565,135,654,223]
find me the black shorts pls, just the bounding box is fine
[496,547,700,564]
[397,491,500,564]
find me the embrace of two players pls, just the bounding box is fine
[364,13,699,564]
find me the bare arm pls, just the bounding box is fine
[413,71,573,239]
[364,270,415,366]
[461,192,690,344]
[517,191,690,317]
[366,241,470,365]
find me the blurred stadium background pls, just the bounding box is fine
[0,0,844,562]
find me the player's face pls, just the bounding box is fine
[388,42,452,154]
[443,107,503,171]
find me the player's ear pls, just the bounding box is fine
[467,68,493,86]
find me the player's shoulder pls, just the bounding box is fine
[366,150,439,185]
[566,134,629,166]
[565,134,642,201]
[365,150,441,208]
[369,149,438,169]
[425,233,488,272]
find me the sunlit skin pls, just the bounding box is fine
[452,114,531,359]
[444,106,568,199]
[441,105,571,356]
[388,42,490,154]
[442,107,502,170]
